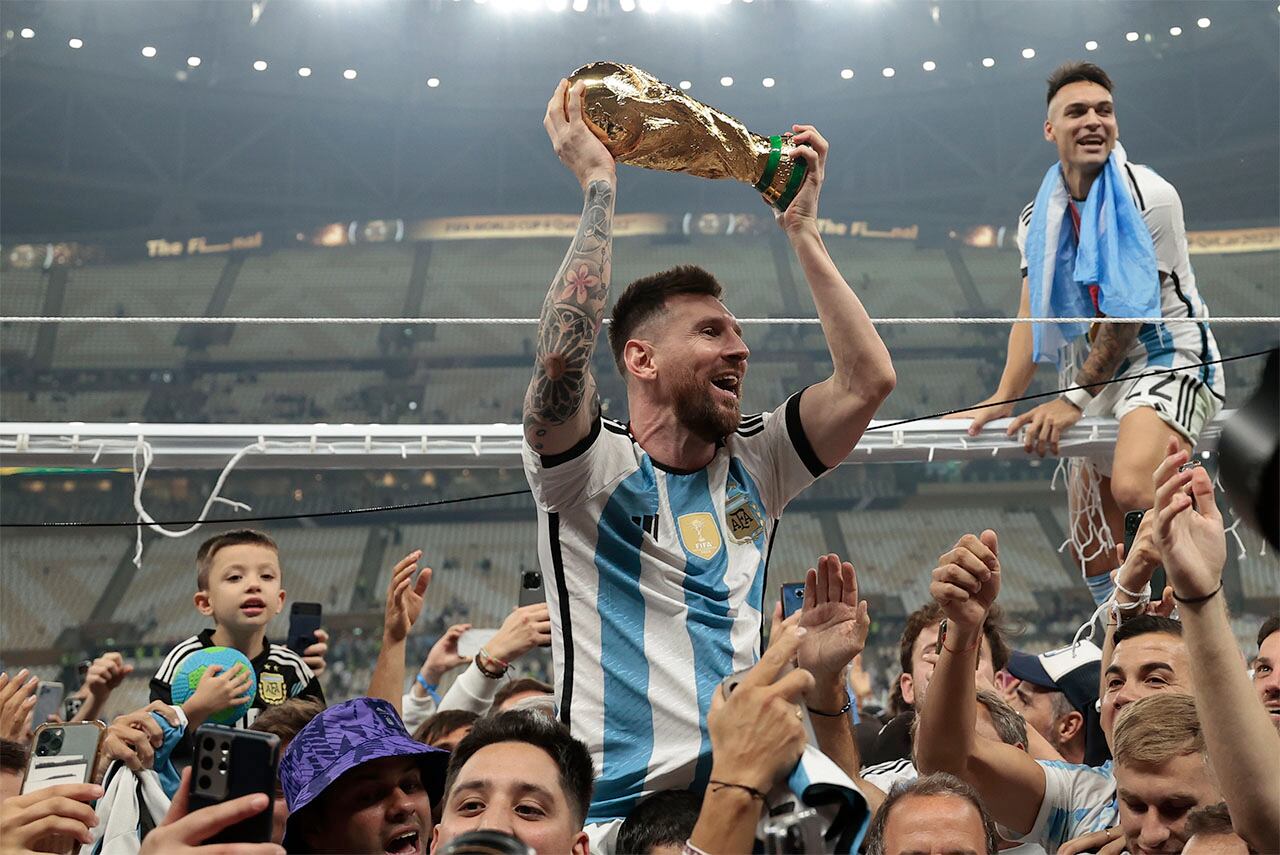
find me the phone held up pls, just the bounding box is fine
[287,602,323,658]
[189,724,280,843]
[22,721,106,794]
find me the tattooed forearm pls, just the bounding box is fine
[523,179,615,448]
[1075,322,1139,390]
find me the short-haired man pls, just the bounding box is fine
[1183,802,1253,855]
[914,529,1194,852]
[413,710,479,752]
[1112,693,1223,853]
[431,711,594,855]
[1005,640,1105,766]
[864,773,999,855]
[281,697,449,855]
[492,678,554,715]
[613,789,702,855]
[952,61,1224,599]
[524,80,894,822]
[1254,615,1279,732]
[251,697,325,845]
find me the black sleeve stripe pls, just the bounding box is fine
[539,413,604,469]
[1124,163,1146,211]
[155,638,202,681]
[1020,202,1035,225]
[548,512,574,727]
[785,387,829,478]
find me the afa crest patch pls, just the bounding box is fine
[725,491,765,544]
[259,672,287,705]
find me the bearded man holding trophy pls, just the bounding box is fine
[519,63,895,848]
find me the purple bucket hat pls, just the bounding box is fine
[280,697,449,850]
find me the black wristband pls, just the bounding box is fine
[1171,580,1223,605]
[807,699,852,717]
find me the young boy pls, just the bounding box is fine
[150,529,324,730]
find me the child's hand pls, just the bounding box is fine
[184,665,253,726]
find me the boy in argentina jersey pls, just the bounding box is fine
[524,79,896,823]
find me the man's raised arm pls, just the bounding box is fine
[778,126,895,468]
[523,79,617,457]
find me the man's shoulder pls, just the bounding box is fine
[1124,162,1180,210]
[1019,199,1036,227]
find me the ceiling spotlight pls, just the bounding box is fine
[68,37,83,49]
[19,27,34,39]
[840,67,854,79]
[1021,47,1035,59]
[1085,39,1099,50]
[981,56,995,68]
[187,56,201,67]
[253,59,268,71]
[571,0,588,11]
[1169,26,1182,36]
[298,66,312,77]
[426,77,440,88]
[343,68,357,80]
[141,45,157,58]
[619,0,636,9]
[1125,31,1139,41]
[679,79,692,90]
[720,76,733,87]
[922,60,936,71]
[761,77,775,88]
[1196,16,1210,28]
[881,66,895,78]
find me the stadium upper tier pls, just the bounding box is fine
[2,238,1274,425]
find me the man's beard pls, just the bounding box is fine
[671,365,741,443]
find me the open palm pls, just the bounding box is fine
[797,553,870,680]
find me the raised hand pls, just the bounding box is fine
[486,604,553,665]
[383,551,431,644]
[777,124,827,234]
[422,623,473,685]
[0,782,103,853]
[185,664,253,728]
[929,531,1001,631]
[301,629,329,676]
[544,79,616,190]
[141,769,282,855]
[83,652,132,702]
[0,670,38,744]
[796,553,870,682]
[1152,438,1226,601]
[100,701,182,773]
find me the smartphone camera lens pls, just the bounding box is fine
[200,756,213,770]
[202,737,215,752]
[36,743,48,756]
[48,737,63,753]
[199,775,212,791]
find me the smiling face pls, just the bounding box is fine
[1117,752,1222,855]
[1100,633,1191,743]
[628,293,749,443]
[431,741,589,855]
[1253,630,1280,732]
[194,543,286,634]
[1045,80,1118,179]
[304,755,434,855]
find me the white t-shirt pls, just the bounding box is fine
[522,391,826,822]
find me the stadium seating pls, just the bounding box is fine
[0,268,45,360]
[0,531,125,649]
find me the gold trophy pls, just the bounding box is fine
[567,62,808,211]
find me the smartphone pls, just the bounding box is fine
[190,725,279,844]
[33,681,64,729]
[518,571,545,608]
[457,628,499,659]
[21,721,106,794]
[720,664,817,747]
[287,602,323,657]
[1123,510,1166,596]
[781,583,805,619]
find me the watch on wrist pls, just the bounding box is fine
[1061,386,1093,412]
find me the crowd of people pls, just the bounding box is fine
[1,60,1277,855]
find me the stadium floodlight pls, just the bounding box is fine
[571,0,588,11]
[619,0,637,10]
[922,60,936,71]
[840,67,854,79]
[19,27,34,39]
[187,56,202,67]
[1125,31,1139,41]
[68,37,83,49]
[343,68,357,80]
[1085,39,1098,50]
[762,77,775,88]
[142,46,157,58]
[981,56,995,67]
[253,59,268,71]
[298,66,312,77]
[881,67,895,78]
[678,79,692,90]
[426,77,440,87]
[1021,47,1035,59]
[1196,16,1210,28]
[720,75,733,87]
[1168,26,1182,36]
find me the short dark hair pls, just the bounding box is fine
[607,265,723,377]
[492,678,553,712]
[1046,61,1114,105]
[615,789,702,854]
[0,738,27,775]
[1114,614,1184,647]
[249,697,324,748]
[196,529,279,590]
[1185,801,1245,842]
[1257,615,1280,650]
[444,711,595,828]
[413,709,480,747]
[898,603,1012,689]
[864,773,999,855]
